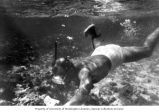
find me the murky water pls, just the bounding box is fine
[0,1,159,64]
[0,0,158,66]
[0,0,159,105]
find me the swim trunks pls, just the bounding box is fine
[91,44,124,70]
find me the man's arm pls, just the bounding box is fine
[64,68,93,106]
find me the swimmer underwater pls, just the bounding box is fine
[52,24,159,106]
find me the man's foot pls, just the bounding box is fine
[84,24,101,38]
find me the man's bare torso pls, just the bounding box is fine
[72,55,111,84]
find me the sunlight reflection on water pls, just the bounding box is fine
[94,0,159,15]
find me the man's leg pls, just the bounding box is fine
[84,24,102,49]
[122,27,159,63]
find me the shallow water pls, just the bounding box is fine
[0,0,159,66]
[0,0,159,105]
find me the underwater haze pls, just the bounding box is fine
[0,0,159,106]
